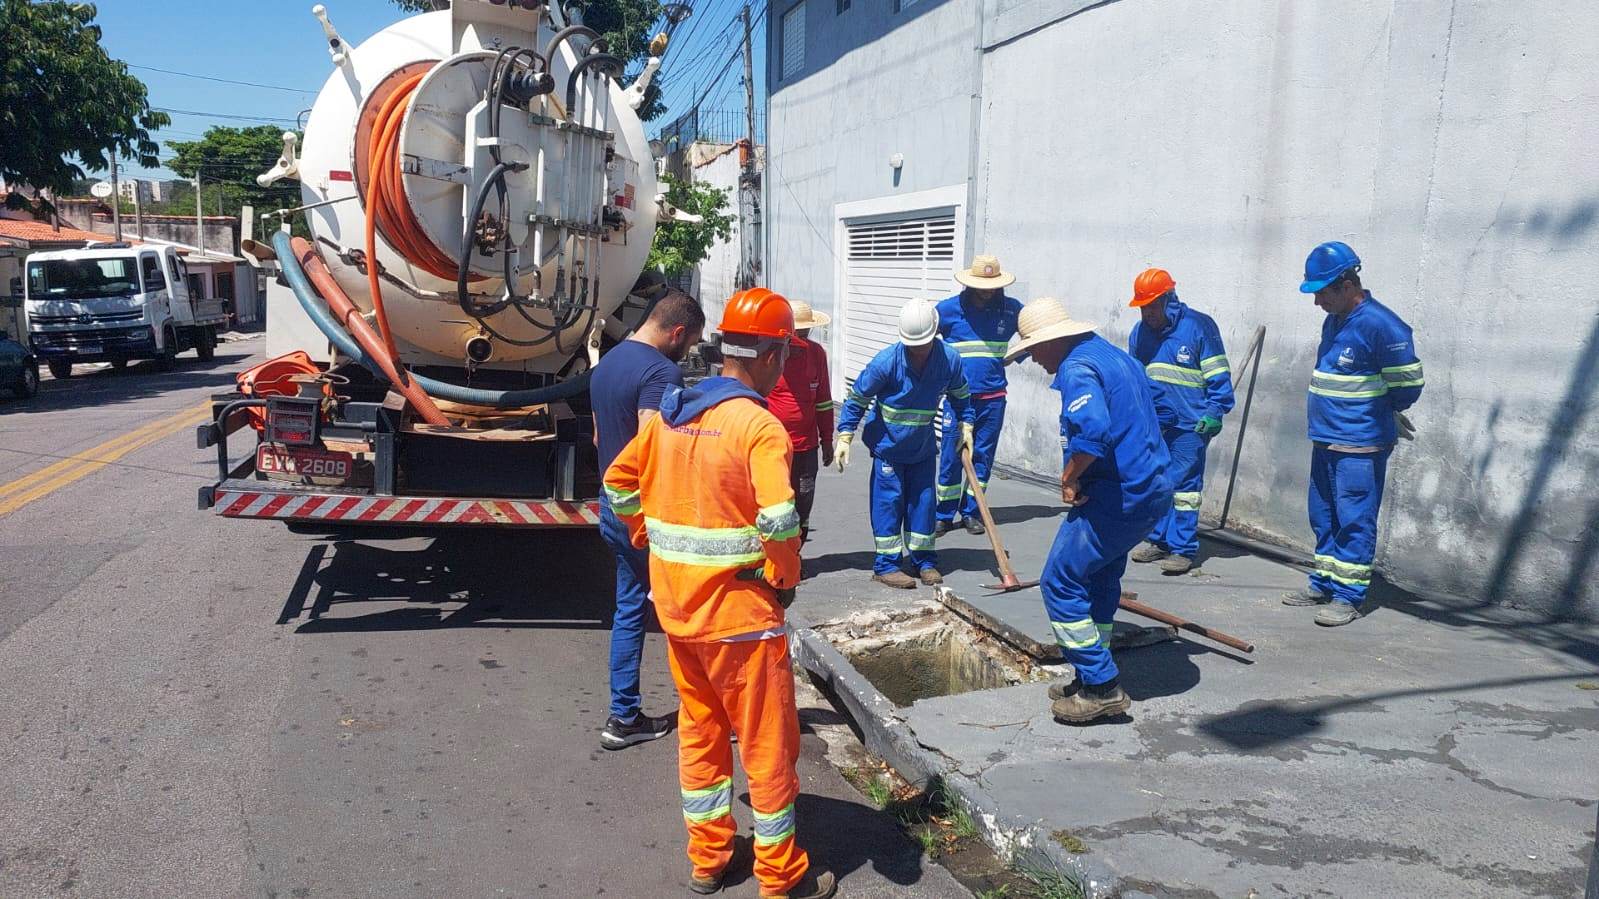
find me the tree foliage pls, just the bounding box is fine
[0,1,169,196]
[163,126,304,236]
[647,174,733,276]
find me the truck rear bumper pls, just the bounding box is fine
[206,479,600,528]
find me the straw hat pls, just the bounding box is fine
[788,299,831,330]
[1003,297,1097,362]
[954,254,1016,290]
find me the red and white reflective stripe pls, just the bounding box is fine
[212,490,600,526]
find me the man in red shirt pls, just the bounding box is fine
[766,300,835,543]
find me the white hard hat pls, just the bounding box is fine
[898,298,939,347]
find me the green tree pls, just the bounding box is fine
[0,1,169,199]
[647,174,732,276]
[164,126,304,236]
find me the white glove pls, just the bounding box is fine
[958,421,975,455]
[834,433,853,472]
[1395,411,1416,442]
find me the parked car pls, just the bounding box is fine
[1,331,39,399]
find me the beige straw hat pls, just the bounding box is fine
[954,254,1016,290]
[788,299,831,329]
[1003,297,1097,362]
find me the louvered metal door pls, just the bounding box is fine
[838,213,958,390]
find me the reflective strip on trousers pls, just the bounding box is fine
[878,402,938,426]
[682,778,733,823]
[1314,553,1372,586]
[936,482,964,501]
[604,484,641,515]
[753,803,796,846]
[950,340,1009,359]
[1200,354,1230,378]
[646,518,765,568]
[1051,618,1101,649]
[875,534,905,555]
[1173,491,1202,512]
[1309,371,1387,399]
[756,500,802,541]
[1096,622,1113,641]
[1145,362,1205,389]
[1381,362,1424,389]
[906,531,935,552]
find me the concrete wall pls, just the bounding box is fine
[690,144,746,325]
[88,213,239,256]
[768,0,1599,619]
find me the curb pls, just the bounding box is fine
[789,609,1124,899]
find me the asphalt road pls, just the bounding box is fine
[0,341,968,898]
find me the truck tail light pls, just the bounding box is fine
[265,395,322,447]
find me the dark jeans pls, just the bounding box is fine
[791,447,819,528]
[598,499,652,720]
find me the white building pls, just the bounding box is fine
[116,180,164,203]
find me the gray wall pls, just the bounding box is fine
[767,0,1599,620]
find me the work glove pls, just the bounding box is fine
[958,421,975,455]
[820,440,834,468]
[1195,415,1224,437]
[1395,411,1416,442]
[735,568,797,608]
[834,433,853,472]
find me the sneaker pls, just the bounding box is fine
[963,517,986,536]
[918,567,944,586]
[1052,684,1132,724]
[1130,542,1168,564]
[1281,589,1330,607]
[934,520,954,538]
[599,711,674,750]
[1315,603,1361,627]
[1046,680,1081,702]
[762,868,837,899]
[872,571,918,589]
[1157,555,1194,574]
[689,869,725,894]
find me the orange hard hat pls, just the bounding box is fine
[719,287,795,341]
[1130,268,1176,307]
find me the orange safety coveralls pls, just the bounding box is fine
[603,376,808,895]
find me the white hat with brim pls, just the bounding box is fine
[788,299,832,330]
[1003,297,1097,362]
[955,254,1017,290]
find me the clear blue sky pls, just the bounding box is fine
[92,0,766,183]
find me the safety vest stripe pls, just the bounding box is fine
[1309,371,1387,398]
[646,518,766,567]
[757,500,802,542]
[1051,618,1101,649]
[753,803,797,845]
[1200,354,1230,377]
[950,340,1010,358]
[874,534,905,555]
[603,485,641,515]
[1173,491,1202,511]
[1381,362,1425,388]
[1145,362,1206,388]
[906,531,935,551]
[682,778,733,822]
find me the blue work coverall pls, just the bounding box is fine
[1127,294,1236,559]
[934,292,1024,524]
[1306,293,1423,606]
[1043,334,1172,686]
[838,341,973,575]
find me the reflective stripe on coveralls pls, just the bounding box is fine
[1173,492,1202,511]
[753,803,797,846]
[603,484,641,516]
[681,777,734,823]
[947,339,1010,358]
[1144,363,1206,388]
[645,518,767,568]
[756,500,802,541]
[1381,362,1425,388]
[1309,371,1389,399]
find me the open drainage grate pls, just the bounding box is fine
[814,602,1068,707]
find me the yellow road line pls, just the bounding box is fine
[0,401,214,517]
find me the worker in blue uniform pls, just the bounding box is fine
[1125,269,1236,574]
[934,255,1025,536]
[836,299,974,589]
[1005,297,1172,725]
[1284,241,1424,627]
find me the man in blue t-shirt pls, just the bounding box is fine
[591,290,706,749]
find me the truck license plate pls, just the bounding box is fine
[256,445,355,485]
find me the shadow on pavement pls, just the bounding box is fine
[986,503,1059,527]
[0,351,253,416]
[1117,638,1205,701]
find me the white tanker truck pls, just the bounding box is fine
[199,0,693,531]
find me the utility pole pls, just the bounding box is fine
[742,3,755,167]
[736,2,762,289]
[110,155,123,241]
[133,179,145,240]
[195,167,206,256]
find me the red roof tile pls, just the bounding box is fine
[0,218,136,246]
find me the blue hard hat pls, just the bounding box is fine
[1299,241,1361,293]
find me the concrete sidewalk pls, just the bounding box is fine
[789,462,1599,898]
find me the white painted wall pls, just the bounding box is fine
[691,145,745,326]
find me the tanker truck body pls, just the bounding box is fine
[199,0,682,532]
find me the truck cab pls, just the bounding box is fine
[25,244,225,378]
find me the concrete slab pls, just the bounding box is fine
[794,463,1599,898]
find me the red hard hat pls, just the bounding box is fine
[1130,268,1176,308]
[719,287,795,341]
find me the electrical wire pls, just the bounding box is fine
[154,107,302,124]
[127,63,316,94]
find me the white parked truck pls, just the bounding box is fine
[199,0,691,533]
[26,243,227,378]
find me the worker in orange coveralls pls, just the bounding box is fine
[604,287,837,899]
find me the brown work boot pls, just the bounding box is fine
[1157,555,1194,574]
[918,567,944,586]
[1052,684,1131,724]
[872,571,918,589]
[1129,541,1168,564]
[688,869,725,894]
[762,867,837,899]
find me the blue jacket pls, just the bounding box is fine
[1127,294,1236,429]
[936,292,1024,396]
[838,340,973,464]
[1308,294,1423,446]
[1054,334,1173,515]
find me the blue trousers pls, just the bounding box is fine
[870,454,938,574]
[599,499,651,720]
[1146,428,1210,558]
[1307,445,1390,607]
[1042,500,1163,686]
[936,396,1006,523]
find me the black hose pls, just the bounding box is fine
[565,53,624,118]
[542,25,602,69]
[458,161,514,318]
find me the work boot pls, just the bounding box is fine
[1046,680,1081,701]
[688,869,725,894]
[1281,588,1330,606]
[918,567,944,586]
[1157,555,1194,575]
[1052,681,1132,724]
[599,711,675,750]
[762,867,837,899]
[1314,602,1361,627]
[872,571,918,590]
[934,520,955,538]
[963,517,986,536]
[1130,542,1168,564]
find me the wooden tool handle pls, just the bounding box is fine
[961,447,1018,581]
[1120,597,1255,653]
